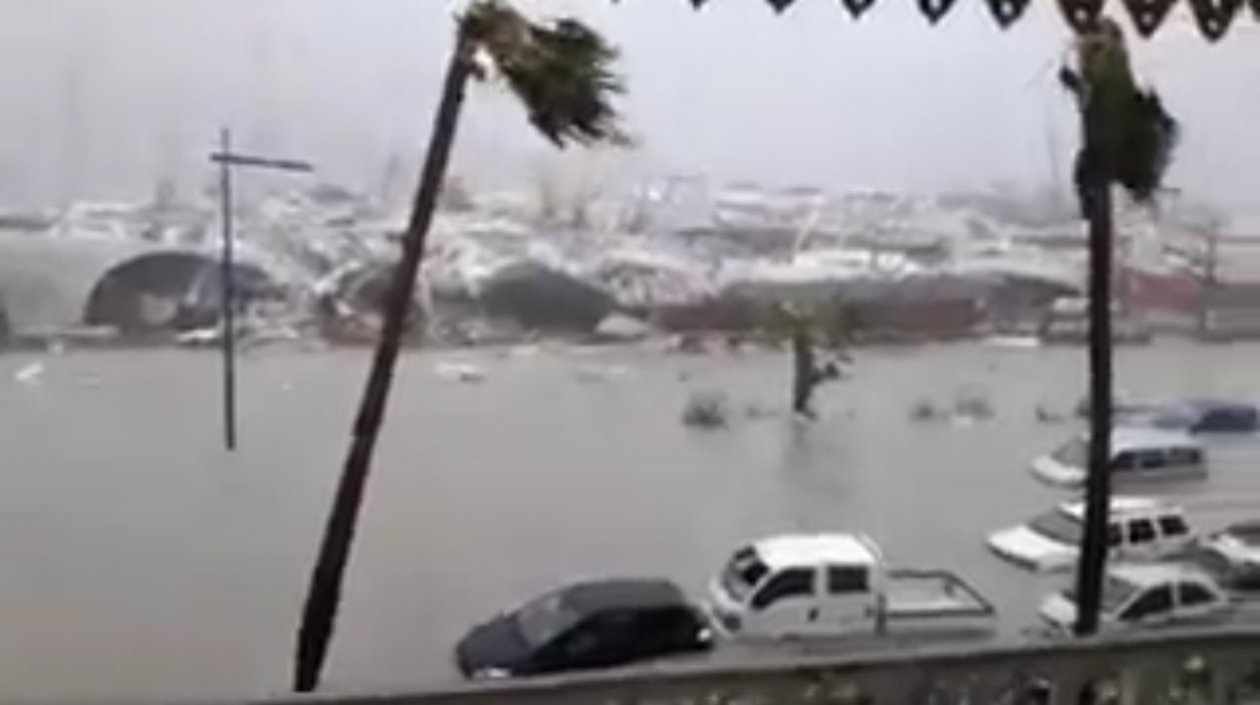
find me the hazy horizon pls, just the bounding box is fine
[2,0,1257,213]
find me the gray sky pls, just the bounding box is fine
[2,0,1257,211]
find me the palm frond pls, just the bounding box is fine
[460,1,629,148]
[1064,17,1179,210]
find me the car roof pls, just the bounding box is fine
[1222,520,1260,543]
[1110,562,1217,589]
[1110,426,1202,452]
[1066,427,1201,454]
[751,533,881,569]
[1182,398,1255,412]
[1060,496,1180,521]
[554,579,690,615]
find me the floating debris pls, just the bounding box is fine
[13,361,44,385]
[682,391,729,429]
[1035,404,1067,423]
[669,334,708,355]
[910,399,943,422]
[954,391,995,420]
[433,361,486,383]
[506,344,541,358]
[574,365,629,383]
[743,403,778,420]
[983,335,1040,349]
[592,313,651,343]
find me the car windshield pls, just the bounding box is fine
[514,591,582,648]
[1224,522,1260,545]
[1029,509,1083,545]
[720,546,770,602]
[1051,437,1087,468]
[1065,575,1139,614]
[1101,575,1141,613]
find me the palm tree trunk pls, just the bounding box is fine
[1073,169,1115,637]
[293,35,475,693]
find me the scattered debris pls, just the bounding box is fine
[953,390,995,420]
[574,365,629,383]
[682,391,730,429]
[669,333,707,355]
[910,399,944,422]
[433,361,486,383]
[1035,404,1067,423]
[13,361,44,385]
[743,403,779,420]
[983,335,1040,349]
[175,327,220,348]
[592,313,651,343]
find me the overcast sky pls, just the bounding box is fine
[1,0,1256,212]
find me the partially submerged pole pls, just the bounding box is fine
[209,133,313,453]
[217,128,238,452]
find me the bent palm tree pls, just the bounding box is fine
[1059,16,1178,636]
[293,1,625,692]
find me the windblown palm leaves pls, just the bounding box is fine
[461,0,629,147]
[1060,17,1179,215]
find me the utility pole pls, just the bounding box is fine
[209,129,313,451]
[1197,226,1219,339]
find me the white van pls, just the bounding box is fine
[987,497,1196,572]
[1031,427,1206,488]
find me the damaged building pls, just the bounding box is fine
[0,233,284,344]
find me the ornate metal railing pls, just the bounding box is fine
[263,626,1260,705]
[656,0,1260,42]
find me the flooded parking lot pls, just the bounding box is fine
[1,341,1259,700]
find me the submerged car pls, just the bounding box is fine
[1039,563,1232,633]
[1198,520,1260,590]
[454,578,713,679]
[1145,399,1260,434]
[987,497,1195,572]
[1031,427,1206,489]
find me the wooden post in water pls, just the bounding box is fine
[209,132,313,452]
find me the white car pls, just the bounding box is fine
[987,497,1195,572]
[1200,520,1260,590]
[1039,563,1233,633]
[1031,427,1206,489]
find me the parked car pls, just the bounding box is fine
[1031,427,1206,488]
[1038,563,1233,633]
[1074,393,1158,421]
[708,533,994,640]
[454,578,713,679]
[1145,399,1260,434]
[1198,520,1260,590]
[987,497,1196,572]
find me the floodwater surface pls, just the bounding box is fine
[0,341,1258,700]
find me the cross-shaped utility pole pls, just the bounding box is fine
[209,128,313,451]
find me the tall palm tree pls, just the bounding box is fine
[685,0,1197,636]
[1059,17,1177,635]
[293,1,626,692]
